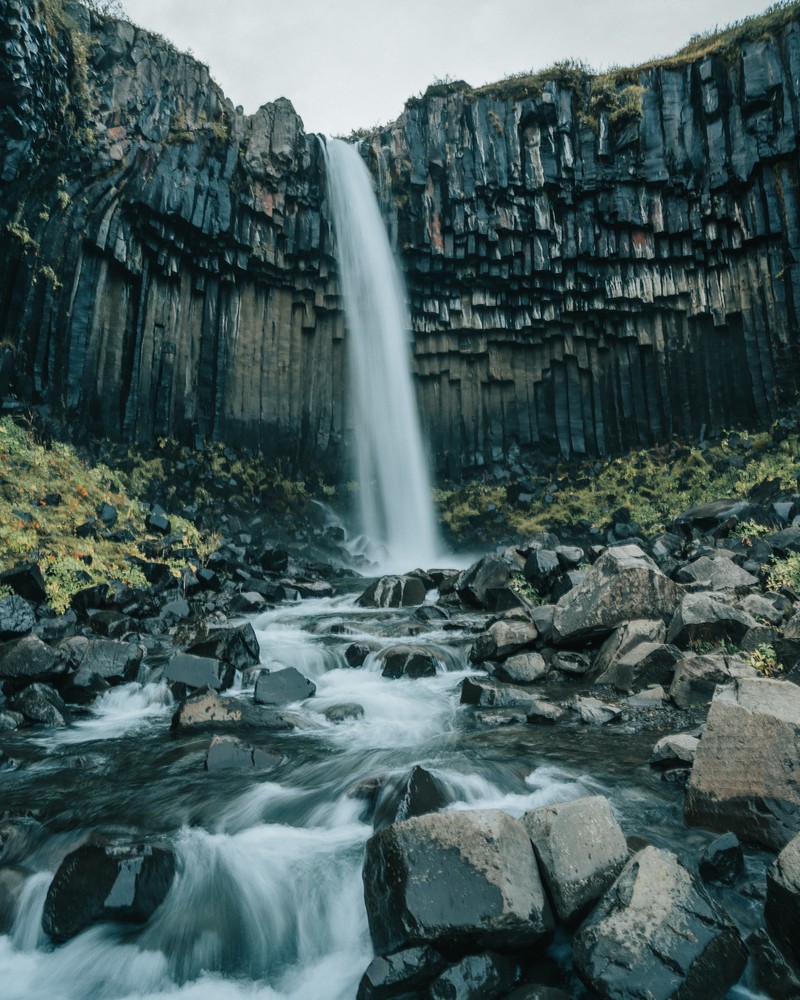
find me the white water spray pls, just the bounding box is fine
[323,138,440,572]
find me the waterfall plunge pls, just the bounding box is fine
[324,138,440,572]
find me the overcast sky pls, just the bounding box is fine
[119,0,779,136]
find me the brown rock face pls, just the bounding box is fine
[2,1,800,475]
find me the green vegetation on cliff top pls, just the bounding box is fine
[405,1,800,130]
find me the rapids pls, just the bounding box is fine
[0,592,771,999]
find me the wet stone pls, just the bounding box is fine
[42,843,176,943]
[254,667,316,705]
[363,809,553,955]
[172,689,292,733]
[427,952,520,1000]
[699,833,744,886]
[0,595,35,639]
[356,945,447,1000]
[344,642,372,667]
[9,682,70,726]
[185,623,260,670]
[372,765,449,830]
[378,645,439,679]
[165,652,234,693]
[324,702,364,723]
[205,736,282,772]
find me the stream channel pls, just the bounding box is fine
[0,585,772,999]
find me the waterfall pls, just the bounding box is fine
[323,138,440,573]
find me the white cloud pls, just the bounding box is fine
[118,0,777,135]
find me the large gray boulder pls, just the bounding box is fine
[362,809,553,955]
[597,642,681,693]
[668,652,756,709]
[0,634,64,690]
[165,652,234,693]
[254,666,315,704]
[171,689,292,733]
[358,575,427,608]
[675,554,758,594]
[491,651,548,684]
[455,556,511,610]
[666,593,758,648]
[593,619,666,678]
[378,645,441,679]
[522,796,629,922]
[573,847,747,1000]
[470,619,538,664]
[685,678,800,850]
[765,830,800,966]
[552,546,682,643]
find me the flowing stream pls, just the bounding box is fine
[323,138,440,572]
[0,592,770,999]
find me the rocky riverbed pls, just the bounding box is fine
[2,491,800,998]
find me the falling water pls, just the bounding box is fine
[323,138,440,572]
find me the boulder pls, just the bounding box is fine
[0,634,63,690]
[356,945,447,1000]
[373,766,449,830]
[766,830,800,966]
[650,733,700,769]
[460,677,537,710]
[522,548,561,591]
[427,952,519,1000]
[685,678,800,850]
[666,593,758,648]
[0,594,35,639]
[551,650,591,675]
[669,652,756,709]
[60,637,143,700]
[570,697,621,725]
[42,843,176,942]
[455,556,511,610]
[254,667,316,704]
[165,652,234,693]
[593,619,667,680]
[469,620,538,663]
[344,642,373,667]
[378,645,440,679]
[522,795,629,922]
[747,928,800,999]
[358,575,427,608]
[324,702,364,723]
[672,499,762,538]
[171,689,291,733]
[185,624,260,670]
[491,651,547,684]
[573,847,747,1000]
[597,641,681,693]
[698,833,744,886]
[204,736,282,772]
[675,554,758,594]
[552,545,682,643]
[362,809,553,955]
[9,682,69,726]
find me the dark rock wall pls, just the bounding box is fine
[366,29,800,474]
[0,0,346,472]
[1,0,799,477]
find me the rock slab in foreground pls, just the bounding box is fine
[522,795,629,923]
[552,545,682,643]
[42,843,176,942]
[363,809,553,956]
[172,689,291,732]
[766,830,800,967]
[573,846,747,1000]
[685,677,800,851]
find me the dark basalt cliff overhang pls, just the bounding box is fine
[1,0,799,477]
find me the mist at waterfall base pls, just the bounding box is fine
[323,138,443,574]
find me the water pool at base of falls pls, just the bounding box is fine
[0,594,772,1000]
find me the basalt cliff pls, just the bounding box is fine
[1,0,799,476]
